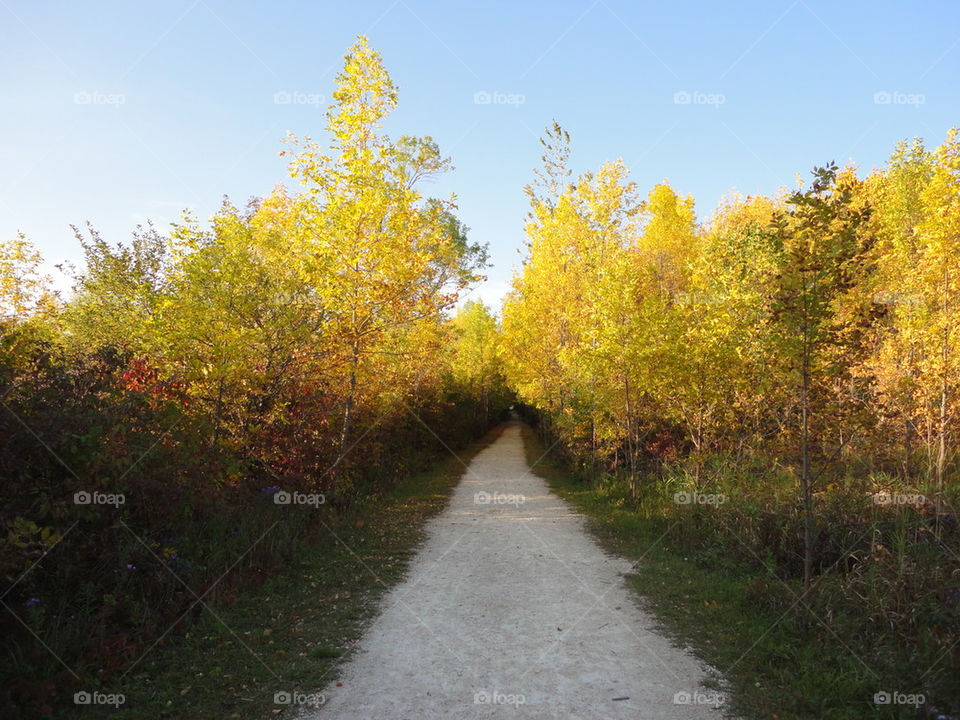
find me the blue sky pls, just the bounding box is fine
[2,0,958,307]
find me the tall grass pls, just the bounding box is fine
[526,422,960,718]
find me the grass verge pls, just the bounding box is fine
[519,424,935,720]
[71,423,505,720]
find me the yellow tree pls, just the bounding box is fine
[634,183,697,299]
[865,130,960,486]
[284,36,485,456]
[631,183,716,473]
[860,139,934,476]
[0,234,54,323]
[501,125,578,437]
[155,192,329,448]
[503,136,639,460]
[692,194,782,458]
[912,129,960,487]
[0,234,57,375]
[447,300,507,420]
[560,161,642,471]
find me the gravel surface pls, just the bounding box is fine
[305,420,727,719]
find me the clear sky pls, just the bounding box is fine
[2,0,958,307]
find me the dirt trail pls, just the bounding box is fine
[306,421,726,719]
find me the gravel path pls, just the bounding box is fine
[306,420,727,719]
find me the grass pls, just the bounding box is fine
[518,424,937,720]
[64,423,505,720]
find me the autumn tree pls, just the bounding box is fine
[767,163,873,587]
[153,192,329,449]
[911,130,960,487]
[447,300,507,421]
[0,233,55,323]
[860,139,934,477]
[694,194,782,457]
[62,222,169,354]
[284,36,485,456]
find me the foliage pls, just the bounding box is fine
[502,124,960,714]
[0,37,509,719]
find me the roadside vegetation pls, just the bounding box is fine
[107,425,505,720]
[0,37,512,719]
[522,423,956,719]
[503,124,960,718]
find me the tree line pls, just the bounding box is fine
[500,121,960,709]
[0,37,510,717]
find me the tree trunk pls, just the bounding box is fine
[211,377,225,448]
[339,340,361,458]
[903,345,916,478]
[937,356,948,491]
[624,376,637,498]
[801,343,814,591]
[590,416,598,486]
[903,415,914,478]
